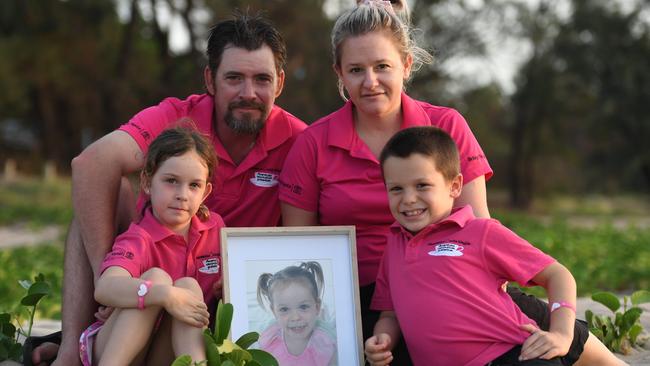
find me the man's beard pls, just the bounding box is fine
[224,100,267,135]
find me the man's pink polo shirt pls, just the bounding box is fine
[278,93,492,285]
[101,209,225,305]
[371,206,556,366]
[119,94,307,227]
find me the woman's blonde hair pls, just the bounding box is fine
[332,1,433,100]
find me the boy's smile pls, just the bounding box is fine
[383,153,462,234]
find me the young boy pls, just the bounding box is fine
[365,126,581,366]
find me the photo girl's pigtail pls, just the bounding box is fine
[257,272,275,311]
[299,261,324,303]
[257,261,326,310]
[140,121,217,221]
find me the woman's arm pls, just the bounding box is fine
[281,203,319,226]
[455,175,490,218]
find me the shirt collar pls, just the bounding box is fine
[390,205,476,238]
[138,207,219,243]
[327,92,431,151]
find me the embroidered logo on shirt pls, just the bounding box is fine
[199,257,220,274]
[428,243,464,257]
[250,171,279,187]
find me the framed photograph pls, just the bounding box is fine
[221,226,363,366]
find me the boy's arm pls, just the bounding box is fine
[519,262,576,361]
[364,311,401,366]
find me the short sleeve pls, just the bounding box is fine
[278,131,320,212]
[434,108,493,184]
[370,240,394,311]
[118,97,182,153]
[482,220,555,287]
[100,226,150,278]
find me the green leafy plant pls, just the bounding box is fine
[172,300,278,366]
[0,273,51,362]
[586,290,650,354]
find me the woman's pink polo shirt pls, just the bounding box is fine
[279,93,492,285]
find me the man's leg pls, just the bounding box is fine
[32,177,138,366]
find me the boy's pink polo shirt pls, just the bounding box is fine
[119,94,307,227]
[371,206,556,366]
[100,209,225,305]
[279,93,492,285]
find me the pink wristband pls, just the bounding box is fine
[550,301,575,314]
[137,280,152,310]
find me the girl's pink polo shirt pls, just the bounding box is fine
[100,208,225,305]
[279,93,492,285]
[371,206,555,365]
[119,94,307,227]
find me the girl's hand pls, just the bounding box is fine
[164,286,210,328]
[94,305,114,322]
[364,333,393,366]
[519,323,572,361]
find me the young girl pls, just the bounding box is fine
[79,126,224,366]
[257,262,337,366]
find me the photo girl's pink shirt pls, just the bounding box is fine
[119,94,307,227]
[100,208,225,304]
[258,323,336,366]
[372,206,556,366]
[279,93,493,285]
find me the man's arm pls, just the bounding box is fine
[71,130,144,280]
[455,175,490,218]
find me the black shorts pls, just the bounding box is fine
[488,345,564,365]
[507,287,589,365]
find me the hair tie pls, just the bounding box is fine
[360,0,396,15]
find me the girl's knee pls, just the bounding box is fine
[174,277,202,294]
[141,267,173,285]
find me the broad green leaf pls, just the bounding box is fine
[221,361,236,366]
[585,309,594,326]
[629,324,643,345]
[0,314,11,324]
[215,301,233,344]
[235,331,259,350]
[203,332,221,366]
[591,292,620,313]
[620,307,642,332]
[1,322,16,338]
[247,361,262,366]
[226,348,252,364]
[171,354,193,366]
[631,290,650,306]
[248,349,279,366]
[21,281,51,306]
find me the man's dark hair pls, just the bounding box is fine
[380,126,460,181]
[207,12,287,74]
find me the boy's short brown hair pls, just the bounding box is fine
[379,126,460,181]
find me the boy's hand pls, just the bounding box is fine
[518,323,571,361]
[165,287,210,328]
[212,277,223,300]
[365,333,393,366]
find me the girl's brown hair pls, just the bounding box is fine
[141,122,217,221]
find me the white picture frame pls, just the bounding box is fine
[221,226,363,366]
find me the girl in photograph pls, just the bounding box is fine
[80,126,224,366]
[257,261,337,366]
